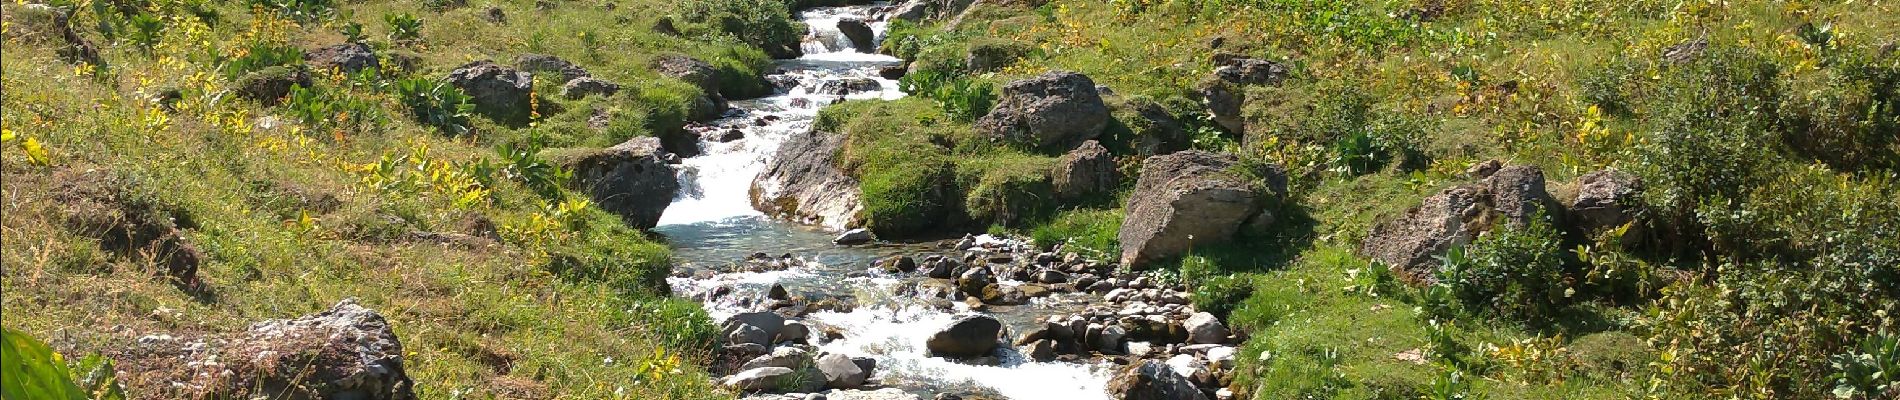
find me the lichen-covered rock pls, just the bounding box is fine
[515,53,590,83]
[117,299,415,399]
[1360,185,1489,282]
[445,60,533,123]
[975,71,1111,150]
[561,76,621,99]
[837,18,876,53]
[1119,151,1282,268]
[751,130,864,230]
[1106,360,1208,400]
[307,42,380,74]
[1484,164,1556,226]
[1568,169,1645,233]
[235,65,311,106]
[654,54,728,121]
[546,137,678,229]
[1052,140,1118,201]
[1197,58,1288,134]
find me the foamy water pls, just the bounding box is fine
[654,4,1114,398]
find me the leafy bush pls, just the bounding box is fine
[2,327,126,400]
[125,12,163,51]
[1831,331,1900,400]
[283,84,385,136]
[246,0,333,21]
[1191,274,1254,320]
[220,41,304,79]
[899,69,996,122]
[1436,216,1569,322]
[393,77,475,135]
[679,0,801,56]
[384,13,422,43]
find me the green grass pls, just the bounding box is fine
[0,0,763,397]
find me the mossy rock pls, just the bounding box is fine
[234,65,310,106]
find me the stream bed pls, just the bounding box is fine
[651,4,1117,399]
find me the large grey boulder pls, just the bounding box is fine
[838,18,876,53]
[740,346,812,371]
[1052,140,1119,201]
[1568,169,1645,233]
[307,42,380,74]
[1360,185,1489,282]
[724,311,789,342]
[547,137,678,230]
[1119,151,1283,268]
[926,315,1002,358]
[975,71,1111,150]
[1184,312,1228,344]
[751,130,865,230]
[445,60,533,122]
[816,353,871,389]
[1197,58,1289,134]
[1485,164,1556,226]
[1106,360,1209,400]
[239,299,416,400]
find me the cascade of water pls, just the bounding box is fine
[654,4,1115,399]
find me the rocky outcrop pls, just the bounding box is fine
[838,18,876,53]
[1362,162,1560,282]
[117,299,415,399]
[975,71,1111,150]
[926,315,1002,358]
[1568,169,1645,233]
[1052,140,1119,201]
[307,42,380,74]
[562,77,621,99]
[816,77,883,96]
[51,168,202,283]
[1197,57,1289,134]
[445,60,533,123]
[1119,151,1283,268]
[1124,100,1190,156]
[547,137,679,229]
[1107,360,1209,400]
[1485,164,1557,226]
[751,130,864,230]
[1361,185,1488,282]
[515,53,590,83]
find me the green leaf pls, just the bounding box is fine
[1,327,88,400]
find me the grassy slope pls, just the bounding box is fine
[860,0,1900,398]
[0,0,788,398]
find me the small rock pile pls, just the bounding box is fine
[715,310,883,395]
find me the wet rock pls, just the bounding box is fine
[1360,185,1488,282]
[837,18,875,53]
[1484,164,1556,226]
[975,71,1111,150]
[816,78,883,96]
[729,324,772,346]
[769,283,791,300]
[706,128,746,142]
[834,228,875,245]
[1052,140,1119,201]
[956,266,993,299]
[1184,312,1228,344]
[1119,151,1282,268]
[925,257,957,279]
[780,321,811,344]
[1034,269,1069,284]
[754,130,864,229]
[926,315,1002,358]
[1568,169,1645,233]
[547,137,678,230]
[887,1,929,21]
[235,66,310,106]
[445,60,534,122]
[816,353,870,389]
[725,311,788,345]
[561,76,621,99]
[878,65,908,80]
[1197,57,1288,134]
[882,256,918,273]
[307,42,380,74]
[1097,324,1127,353]
[515,53,590,83]
[1107,360,1209,400]
[1025,339,1057,362]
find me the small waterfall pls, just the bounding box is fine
[653,3,1117,399]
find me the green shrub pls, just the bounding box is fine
[1191,274,1254,320]
[1781,48,1899,172]
[710,48,775,99]
[679,0,801,56]
[2,327,126,400]
[545,215,674,296]
[283,84,386,136]
[220,41,304,79]
[393,77,475,135]
[247,0,333,21]
[628,298,721,356]
[384,13,421,43]
[1436,216,1569,322]
[899,69,997,122]
[1831,331,1900,399]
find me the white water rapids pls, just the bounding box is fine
[652,4,1116,399]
